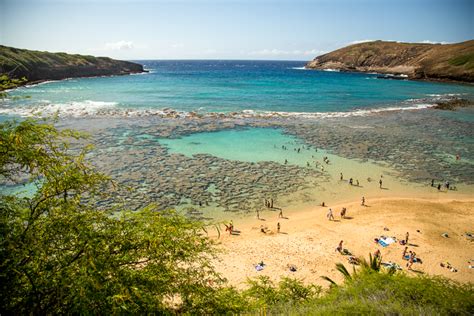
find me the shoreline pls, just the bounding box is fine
[211,195,474,288]
[304,67,474,86]
[0,70,148,93]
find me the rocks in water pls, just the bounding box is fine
[432,97,473,111]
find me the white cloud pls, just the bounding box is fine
[348,39,376,45]
[104,40,134,50]
[421,40,451,44]
[302,49,327,56]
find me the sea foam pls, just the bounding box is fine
[0,95,457,119]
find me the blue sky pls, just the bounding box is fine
[1,0,473,60]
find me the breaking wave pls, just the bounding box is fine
[0,94,463,119]
[0,100,118,117]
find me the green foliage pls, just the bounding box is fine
[244,276,321,309]
[449,53,474,69]
[0,119,229,314]
[0,74,27,97]
[269,257,474,315]
[306,272,474,315]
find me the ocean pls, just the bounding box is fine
[1,60,473,219]
[2,60,474,117]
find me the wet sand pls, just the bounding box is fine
[212,196,474,288]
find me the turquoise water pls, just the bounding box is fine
[2,60,474,117]
[159,128,315,165]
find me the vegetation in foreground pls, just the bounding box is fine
[0,118,473,315]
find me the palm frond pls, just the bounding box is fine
[335,263,352,280]
[320,276,337,285]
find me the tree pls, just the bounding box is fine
[0,74,27,98]
[0,118,231,314]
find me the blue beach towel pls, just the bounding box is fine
[404,255,418,262]
[378,240,389,247]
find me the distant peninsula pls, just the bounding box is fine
[0,45,145,86]
[306,40,474,83]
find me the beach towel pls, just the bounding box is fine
[404,255,419,262]
[382,262,402,270]
[255,264,264,271]
[378,236,396,247]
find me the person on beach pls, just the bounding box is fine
[278,209,283,218]
[327,208,334,221]
[340,172,343,181]
[277,222,280,233]
[361,196,365,206]
[285,159,288,165]
[402,246,408,259]
[260,225,267,234]
[340,207,347,219]
[405,232,409,244]
[256,209,260,219]
[336,240,343,253]
[356,179,359,186]
[379,179,383,188]
[349,178,353,185]
[445,181,450,190]
[321,201,325,207]
[431,179,435,187]
[407,252,416,270]
[437,183,441,191]
[270,199,273,208]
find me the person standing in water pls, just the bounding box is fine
[277,222,281,233]
[361,196,365,206]
[379,179,383,189]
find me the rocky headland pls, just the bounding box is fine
[306,40,474,83]
[0,45,145,87]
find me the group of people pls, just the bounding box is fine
[327,207,348,221]
[431,179,456,191]
[264,198,274,208]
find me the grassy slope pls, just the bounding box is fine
[0,45,144,83]
[258,271,474,315]
[306,40,474,82]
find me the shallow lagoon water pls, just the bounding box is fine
[159,128,314,166]
[156,127,453,221]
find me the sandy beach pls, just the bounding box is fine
[212,196,474,288]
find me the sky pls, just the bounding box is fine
[1,0,473,60]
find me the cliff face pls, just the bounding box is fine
[0,45,145,84]
[306,40,474,83]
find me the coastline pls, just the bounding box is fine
[211,195,474,288]
[304,67,474,86]
[1,70,148,92]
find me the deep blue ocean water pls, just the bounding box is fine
[2,60,474,117]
